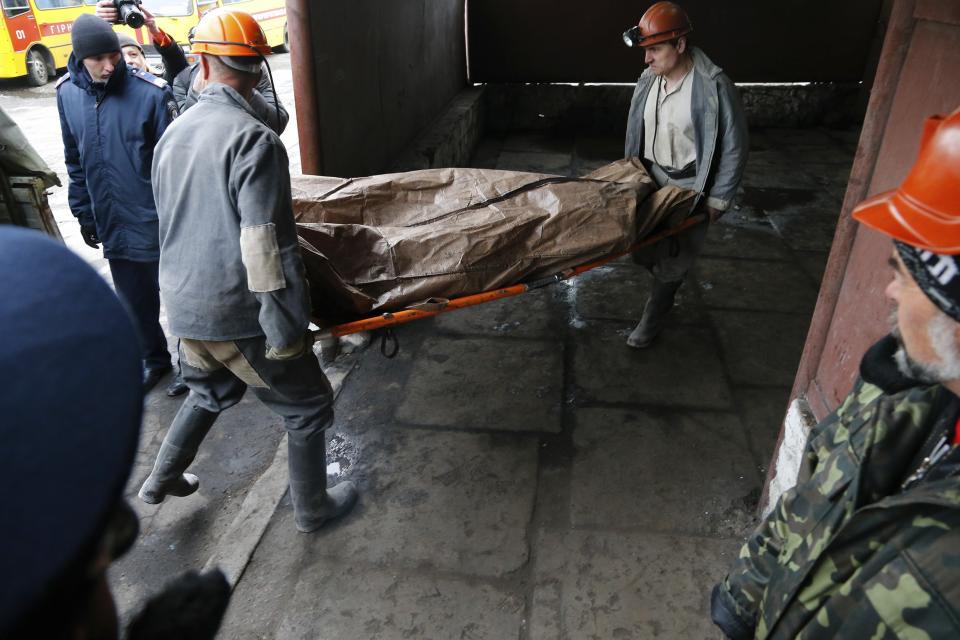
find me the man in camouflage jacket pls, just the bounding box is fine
[712,108,960,639]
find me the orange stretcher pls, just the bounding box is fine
[310,213,706,343]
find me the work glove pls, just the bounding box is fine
[265,334,308,361]
[80,223,101,249]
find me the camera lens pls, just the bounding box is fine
[119,3,145,29]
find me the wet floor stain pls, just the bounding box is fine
[741,186,818,212]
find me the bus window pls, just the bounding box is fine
[149,0,192,16]
[1,0,30,18]
[34,0,84,9]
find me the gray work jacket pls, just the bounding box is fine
[152,83,310,349]
[624,47,749,212]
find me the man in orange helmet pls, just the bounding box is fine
[712,108,960,638]
[142,8,358,533]
[622,1,748,348]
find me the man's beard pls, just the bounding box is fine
[889,310,960,383]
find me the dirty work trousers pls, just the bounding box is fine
[174,334,334,474]
[633,163,709,284]
[108,259,171,371]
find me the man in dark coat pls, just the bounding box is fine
[56,14,185,395]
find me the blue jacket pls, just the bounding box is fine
[57,54,178,261]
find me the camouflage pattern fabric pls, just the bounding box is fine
[713,376,960,638]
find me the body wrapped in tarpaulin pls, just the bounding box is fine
[292,159,696,323]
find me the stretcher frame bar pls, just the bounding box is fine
[312,214,706,340]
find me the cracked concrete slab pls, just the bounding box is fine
[272,427,538,577]
[396,335,563,433]
[570,408,759,537]
[768,211,842,252]
[530,529,741,640]
[733,386,792,477]
[795,250,830,287]
[276,564,525,640]
[572,326,734,410]
[433,287,563,339]
[570,262,707,325]
[702,222,792,261]
[694,257,819,314]
[711,310,811,386]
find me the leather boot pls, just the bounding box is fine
[626,279,683,349]
[166,369,188,397]
[287,431,358,533]
[138,402,219,504]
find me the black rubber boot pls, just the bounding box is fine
[166,369,188,397]
[138,402,219,504]
[288,431,358,533]
[626,279,683,349]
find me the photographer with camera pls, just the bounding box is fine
[96,1,286,135]
[57,14,187,397]
[96,1,188,84]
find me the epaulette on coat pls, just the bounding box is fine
[131,69,168,90]
[55,73,70,89]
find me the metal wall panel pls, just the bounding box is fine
[302,0,468,177]
[468,0,885,83]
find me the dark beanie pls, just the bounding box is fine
[71,14,120,60]
[117,33,143,54]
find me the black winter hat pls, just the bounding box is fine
[70,14,120,60]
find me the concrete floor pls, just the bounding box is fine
[1,66,856,638]
[216,126,852,638]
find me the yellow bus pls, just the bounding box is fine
[0,0,98,85]
[138,0,287,72]
[0,0,286,85]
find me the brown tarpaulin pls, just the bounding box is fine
[293,159,696,323]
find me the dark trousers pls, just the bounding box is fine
[177,335,334,435]
[109,259,171,371]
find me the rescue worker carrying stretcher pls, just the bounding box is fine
[622,2,748,348]
[140,8,358,533]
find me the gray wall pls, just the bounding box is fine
[306,1,467,177]
[469,0,885,83]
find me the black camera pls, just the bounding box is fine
[113,0,145,29]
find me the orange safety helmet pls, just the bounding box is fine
[623,1,693,48]
[190,8,271,58]
[852,107,960,254]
